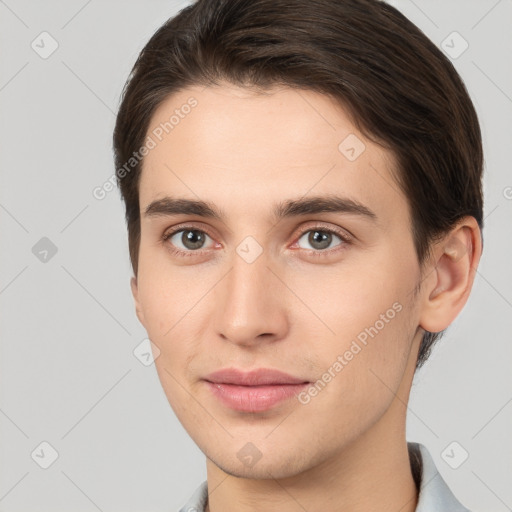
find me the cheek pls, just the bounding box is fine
[287,251,417,392]
[136,246,205,335]
[295,305,415,444]
[284,251,412,338]
[136,254,215,376]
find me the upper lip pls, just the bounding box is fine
[204,368,309,386]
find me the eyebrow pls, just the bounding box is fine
[144,194,377,223]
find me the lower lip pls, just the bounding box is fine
[205,381,309,412]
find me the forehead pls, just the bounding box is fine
[139,84,406,226]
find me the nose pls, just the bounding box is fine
[213,250,289,347]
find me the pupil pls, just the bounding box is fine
[309,230,331,250]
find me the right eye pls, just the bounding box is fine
[162,226,218,257]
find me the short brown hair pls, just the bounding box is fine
[113,0,484,369]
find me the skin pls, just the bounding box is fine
[131,83,482,512]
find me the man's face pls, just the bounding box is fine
[133,84,425,478]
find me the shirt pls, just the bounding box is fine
[178,441,472,512]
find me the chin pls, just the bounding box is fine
[206,445,314,480]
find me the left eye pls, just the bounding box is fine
[296,229,345,251]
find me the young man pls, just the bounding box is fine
[113,0,483,510]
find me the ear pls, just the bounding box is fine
[130,275,146,327]
[418,216,482,334]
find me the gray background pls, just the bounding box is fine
[0,0,511,510]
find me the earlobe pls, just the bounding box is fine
[419,218,482,334]
[130,275,146,327]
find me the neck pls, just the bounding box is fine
[204,403,419,512]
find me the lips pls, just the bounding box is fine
[203,368,310,412]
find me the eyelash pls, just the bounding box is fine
[161,224,352,259]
